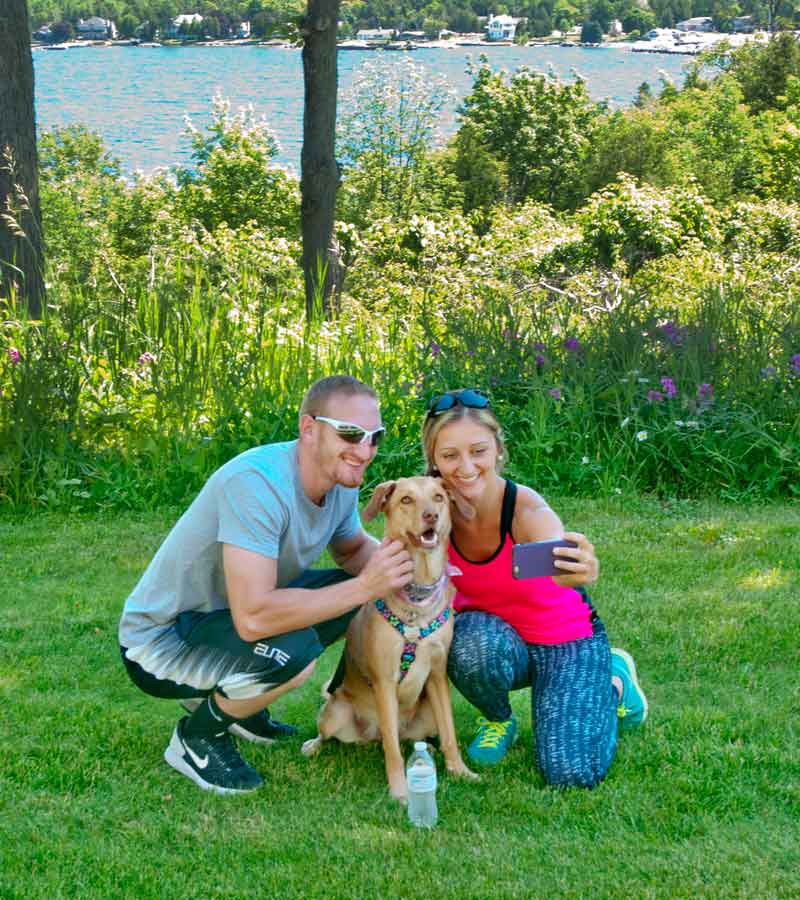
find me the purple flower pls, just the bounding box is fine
[697,383,714,406]
[660,376,677,399]
[535,354,546,366]
[138,351,155,366]
[564,337,581,352]
[659,321,683,346]
[548,387,562,400]
[533,341,546,351]
[7,347,20,365]
[791,354,800,375]
[430,341,440,358]
[647,390,664,403]
[466,349,475,357]
[760,366,777,380]
[501,329,512,340]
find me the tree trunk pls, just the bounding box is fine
[0,0,45,317]
[300,0,341,319]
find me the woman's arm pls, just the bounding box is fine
[513,487,599,588]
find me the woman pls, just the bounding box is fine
[421,388,647,788]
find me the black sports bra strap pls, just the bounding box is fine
[500,479,517,543]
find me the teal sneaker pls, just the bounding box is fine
[611,648,648,730]
[466,714,518,766]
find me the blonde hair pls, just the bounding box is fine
[299,375,377,420]
[421,393,507,475]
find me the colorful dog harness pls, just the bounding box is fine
[374,599,451,682]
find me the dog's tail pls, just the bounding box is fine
[324,646,347,696]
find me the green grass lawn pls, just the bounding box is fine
[1,497,798,899]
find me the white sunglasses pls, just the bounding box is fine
[312,415,386,447]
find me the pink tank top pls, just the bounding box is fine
[449,481,594,645]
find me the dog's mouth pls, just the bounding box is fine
[408,527,440,549]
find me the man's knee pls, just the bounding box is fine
[285,659,317,690]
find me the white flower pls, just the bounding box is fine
[674,420,685,427]
[621,417,630,428]
[581,456,590,465]
[686,420,699,428]
[636,430,648,441]
[614,487,622,495]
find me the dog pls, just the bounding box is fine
[301,476,477,801]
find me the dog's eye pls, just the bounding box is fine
[400,495,413,504]
[434,493,445,503]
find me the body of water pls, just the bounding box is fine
[33,43,689,174]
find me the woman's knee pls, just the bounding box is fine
[448,612,526,681]
[539,754,610,790]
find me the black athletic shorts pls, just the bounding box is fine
[120,568,358,701]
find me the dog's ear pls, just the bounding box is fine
[441,482,476,521]
[361,481,397,522]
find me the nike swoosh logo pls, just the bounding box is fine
[184,742,209,770]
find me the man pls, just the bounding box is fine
[119,375,413,795]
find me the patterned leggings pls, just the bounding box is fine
[447,610,618,789]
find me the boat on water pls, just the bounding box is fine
[337,39,370,50]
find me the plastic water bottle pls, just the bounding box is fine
[406,741,438,828]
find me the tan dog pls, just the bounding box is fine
[301,476,477,801]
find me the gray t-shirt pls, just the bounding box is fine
[118,440,361,650]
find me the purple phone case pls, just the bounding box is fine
[511,539,578,579]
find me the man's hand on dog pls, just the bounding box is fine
[356,538,414,599]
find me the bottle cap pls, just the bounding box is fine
[414,741,428,751]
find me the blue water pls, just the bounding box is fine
[32,44,688,174]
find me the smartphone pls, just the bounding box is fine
[511,539,578,579]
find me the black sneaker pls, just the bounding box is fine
[164,717,263,795]
[180,699,298,745]
[229,710,299,745]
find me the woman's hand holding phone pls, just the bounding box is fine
[512,532,599,587]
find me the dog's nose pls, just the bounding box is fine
[422,509,439,523]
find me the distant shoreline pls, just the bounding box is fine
[31,32,764,57]
[25,39,656,54]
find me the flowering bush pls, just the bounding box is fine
[176,94,299,236]
[577,175,720,274]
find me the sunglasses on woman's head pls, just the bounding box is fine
[312,415,386,447]
[426,389,491,419]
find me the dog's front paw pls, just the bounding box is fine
[448,761,480,781]
[301,736,322,757]
[388,775,408,804]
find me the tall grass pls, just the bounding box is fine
[2,249,798,511]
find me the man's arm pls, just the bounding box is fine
[224,535,412,643]
[329,528,380,576]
